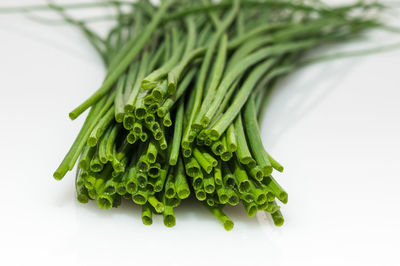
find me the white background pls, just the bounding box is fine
[0,1,399,265]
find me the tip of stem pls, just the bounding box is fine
[115,112,125,123]
[208,129,220,141]
[279,192,288,204]
[69,111,78,120]
[262,165,273,176]
[97,196,112,209]
[196,190,206,201]
[205,185,215,194]
[87,137,98,147]
[157,107,167,118]
[77,194,89,204]
[239,181,250,193]
[124,104,134,113]
[135,108,146,120]
[155,203,165,213]
[247,205,257,217]
[228,195,239,206]
[221,152,232,161]
[229,144,237,152]
[224,220,234,231]
[166,188,176,199]
[273,216,284,227]
[256,194,267,205]
[200,117,210,128]
[142,216,153,225]
[219,194,228,204]
[183,148,192,158]
[160,143,168,150]
[116,186,127,196]
[177,189,190,199]
[164,215,176,227]
[205,166,213,174]
[167,82,176,95]
[53,169,66,181]
[169,158,177,166]
[132,194,146,205]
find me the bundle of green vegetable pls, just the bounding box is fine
[2,0,387,230]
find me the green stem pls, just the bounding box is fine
[69,1,172,120]
[169,98,184,165]
[204,205,234,231]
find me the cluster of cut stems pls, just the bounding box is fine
[13,0,380,230]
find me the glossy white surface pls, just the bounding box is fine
[0,1,399,265]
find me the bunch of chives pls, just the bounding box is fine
[2,0,387,230]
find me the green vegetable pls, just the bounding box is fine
[9,0,387,229]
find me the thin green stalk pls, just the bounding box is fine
[193,34,228,130]
[163,112,172,127]
[192,148,213,174]
[141,204,153,225]
[158,68,196,117]
[169,98,184,165]
[148,196,164,213]
[233,160,251,193]
[53,94,107,180]
[271,208,284,226]
[234,114,256,167]
[142,40,185,88]
[208,58,277,139]
[125,51,150,112]
[146,140,159,164]
[121,61,139,111]
[203,172,215,194]
[88,106,115,147]
[227,189,240,206]
[195,188,207,201]
[132,187,149,205]
[78,144,96,171]
[99,126,112,163]
[214,162,223,186]
[263,176,288,204]
[175,157,190,199]
[215,184,228,204]
[105,124,120,161]
[204,205,234,231]
[182,16,197,58]
[154,167,168,192]
[203,40,317,127]
[182,0,239,147]
[222,162,235,188]
[163,204,176,228]
[165,172,176,199]
[0,1,139,13]
[116,170,129,195]
[184,157,202,178]
[243,96,273,176]
[243,200,258,217]
[76,169,89,203]
[69,1,171,120]
[226,124,237,152]
[201,148,218,167]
